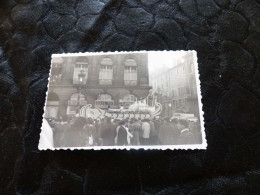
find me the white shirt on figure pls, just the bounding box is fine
[142,122,150,138]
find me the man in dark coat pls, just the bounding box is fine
[131,118,141,145]
[177,119,195,145]
[117,120,128,146]
[63,117,87,147]
[100,117,116,146]
[84,117,97,146]
[158,117,174,145]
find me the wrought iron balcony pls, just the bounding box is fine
[99,79,112,85]
[124,80,137,86]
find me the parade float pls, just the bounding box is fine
[79,91,162,119]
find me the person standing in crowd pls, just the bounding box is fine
[84,117,97,146]
[138,118,142,126]
[149,118,156,145]
[154,117,162,145]
[141,119,151,145]
[128,118,134,133]
[158,117,174,145]
[96,119,102,143]
[114,118,121,145]
[113,118,121,127]
[125,117,130,128]
[50,116,68,147]
[131,118,141,145]
[125,122,133,145]
[189,120,202,144]
[177,119,194,144]
[170,118,180,144]
[97,118,104,145]
[127,118,134,144]
[100,117,116,146]
[63,117,87,147]
[50,120,64,147]
[116,120,128,146]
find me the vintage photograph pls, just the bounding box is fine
[39,51,206,150]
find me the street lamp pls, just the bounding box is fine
[76,70,86,115]
[78,70,86,84]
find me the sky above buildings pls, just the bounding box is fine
[148,51,187,76]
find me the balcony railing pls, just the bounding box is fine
[99,79,112,85]
[124,80,137,86]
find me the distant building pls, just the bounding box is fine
[45,53,151,119]
[150,52,199,117]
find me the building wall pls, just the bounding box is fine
[57,53,149,86]
[46,53,151,118]
[150,52,199,117]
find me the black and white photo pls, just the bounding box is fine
[39,51,206,150]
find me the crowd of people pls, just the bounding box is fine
[48,116,202,148]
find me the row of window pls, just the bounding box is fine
[72,64,138,86]
[155,85,193,98]
[75,64,137,71]
[151,63,194,88]
[53,59,139,85]
[74,57,137,65]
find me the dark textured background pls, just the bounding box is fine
[0,0,260,194]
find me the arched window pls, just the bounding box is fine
[45,92,59,119]
[70,93,85,101]
[99,58,113,85]
[95,94,114,109]
[119,94,137,108]
[73,57,89,84]
[97,94,112,101]
[67,93,88,115]
[47,92,60,101]
[124,58,137,86]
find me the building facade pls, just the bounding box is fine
[150,52,199,117]
[45,53,151,119]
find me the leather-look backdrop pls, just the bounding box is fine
[0,0,259,194]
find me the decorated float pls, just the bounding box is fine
[79,91,162,119]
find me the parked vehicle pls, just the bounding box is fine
[171,113,198,122]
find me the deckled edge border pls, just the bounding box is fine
[38,50,207,151]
